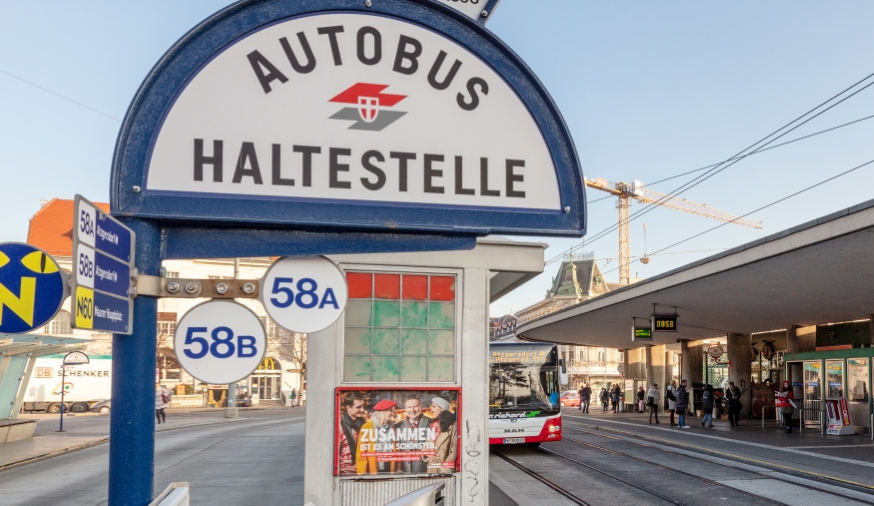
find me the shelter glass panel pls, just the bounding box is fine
[847,358,868,403]
[803,361,821,401]
[344,271,456,383]
[826,360,844,399]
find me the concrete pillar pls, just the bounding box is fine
[459,267,489,505]
[679,340,690,384]
[644,345,654,388]
[726,333,753,420]
[663,351,674,411]
[688,343,704,386]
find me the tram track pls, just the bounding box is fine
[491,450,593,506]
[561,418,874,506]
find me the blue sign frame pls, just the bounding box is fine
[111,0,586,239]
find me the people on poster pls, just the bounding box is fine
[337,392,366,475]
[394,396,432,474]
[428,407,458,474]
[336,390,458,476]
[356,400,399,474]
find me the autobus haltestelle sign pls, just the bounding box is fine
[113,1,586,237]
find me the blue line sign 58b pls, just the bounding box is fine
[174,300,267,385]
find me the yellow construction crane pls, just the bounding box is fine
[584,177,763,285]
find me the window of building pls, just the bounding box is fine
[597,349,606,362]
[826,360,844,398]
[343,272,456,383]
[848,358,869,403]
[157,321,176,336]
[45,310,71,335]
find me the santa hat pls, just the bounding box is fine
[372,399,397,411]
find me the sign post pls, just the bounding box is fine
[57,351,91,433]
[106,1,587,504]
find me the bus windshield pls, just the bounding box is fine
[489,345,560,414]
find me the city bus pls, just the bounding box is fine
[488,342,567,445]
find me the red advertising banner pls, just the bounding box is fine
[825,398,853,435]
[334,387,461,476]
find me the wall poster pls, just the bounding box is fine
[334,387,460,476]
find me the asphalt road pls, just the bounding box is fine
[0,409,305,505]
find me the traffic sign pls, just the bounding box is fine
[0,243,67,334]
[261,256,348,334]
[617,364,626,374]
[72,195,135,334]
[63,350,91,366]
[707,344,724,359]
[111,1,587,239]
[174,300,267,384]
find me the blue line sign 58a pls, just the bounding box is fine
[261,256,348,334]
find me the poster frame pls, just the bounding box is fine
[333,386,462,477]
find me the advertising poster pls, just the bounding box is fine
[335,388,460,476]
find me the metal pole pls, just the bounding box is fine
[57,367,66,432]
[225,258,239,418]
[109,219,160,506]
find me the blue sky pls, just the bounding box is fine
[2,2,873,317]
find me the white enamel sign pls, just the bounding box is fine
[174,301,267,384]
[146,13,560,212]
[261,256,348,334]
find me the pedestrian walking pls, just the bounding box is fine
[611,384,621,413]
[666,381,678,426]
[676,379,690,428]
[600,387,609,411]
[647,383,661,424]
[725,381,742,426]
[291,387,298,407]
[776,380,795,433]
[700,384,715,428]
[579,383,592,413]
[637,385,646,413]
[155,384,170,424]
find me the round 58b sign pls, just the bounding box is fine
[174,301,266,384]
[261,256,347,333]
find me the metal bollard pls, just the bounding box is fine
[384,483,445,506]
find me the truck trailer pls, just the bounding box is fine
[22,355,111,413]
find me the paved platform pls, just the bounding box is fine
[562,407,874,489]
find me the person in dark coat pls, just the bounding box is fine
[725,381,742,426]
[611,384,621,413]
[700,384,715,428]
[600,388,609,411]
[579,383,592,413]
[676,379,690,428]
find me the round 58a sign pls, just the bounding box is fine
[174,300,266,384]
[261,256,347,333]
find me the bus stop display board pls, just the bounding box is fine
[111,0,586,251]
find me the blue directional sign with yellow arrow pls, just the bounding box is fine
[0,243,67,334]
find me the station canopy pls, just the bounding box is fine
[516,198,874,348]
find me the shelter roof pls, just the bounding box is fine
[516,198,874,349]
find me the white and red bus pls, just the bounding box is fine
[488,342,567,446]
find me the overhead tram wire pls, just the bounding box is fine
[552,70,874,265]
[0,68,121,122]
[599,156,874,277]
[558,73,874,264]
[558,74,874,264]
[585,112,874,206]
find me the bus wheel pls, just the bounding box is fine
[71,403,89,413]
[47,404,61,413]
